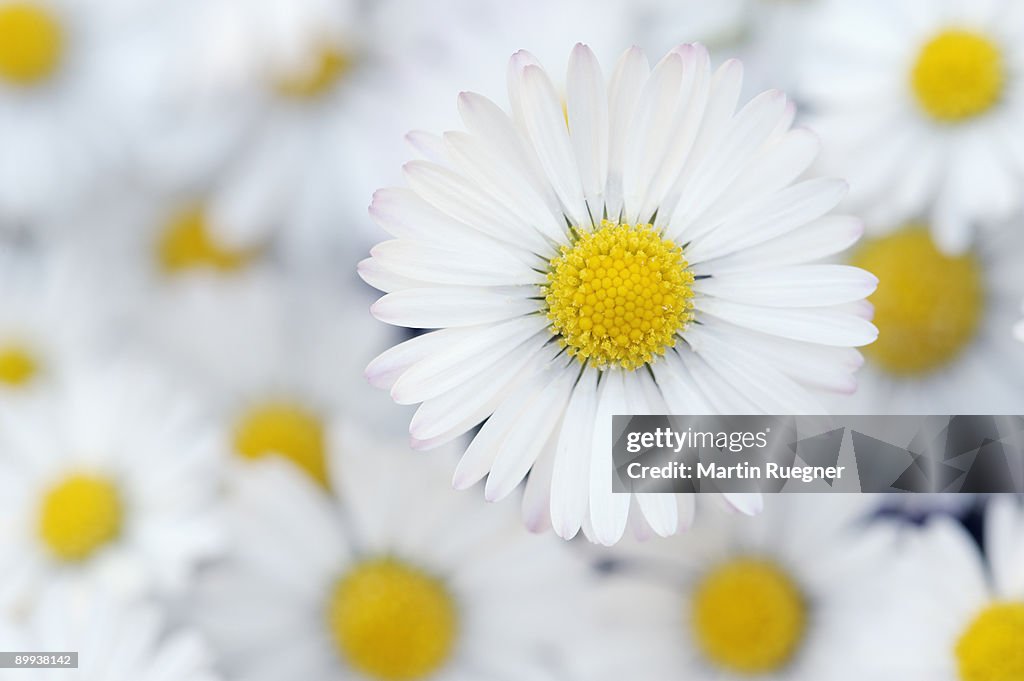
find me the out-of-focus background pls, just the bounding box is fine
[1,0,1023,679]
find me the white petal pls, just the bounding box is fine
[550,368,599,540]
[605,46,651,220]
[371,287,539,329]
[365,328,467,389]
[587,370,631,546]
[695,265,877,308]
[485,366,576,502]
[442,131,568,244]
[391,315,550,404]
[516,64,589,226]
[409,341,560,446]
[404,161,552,254]
[452,364,551,490]
[684,178,848,263]
[622,49,685,223]
[695,298,878,347]
[370,239,544,287]
[566,43,609,214]
[695,215,863,275]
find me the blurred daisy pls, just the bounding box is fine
[802,0,1024,253]
[196,285,404,488]
[0,0,153,225]
[193,427,588,681]
[0,586,219,681]
[164,0,463,262]
[362,43,877,545]
[0,246,119,400]
[572,496,896,681]
[878,496,1024,680]
[0,363,223,613]
[832,223,1024,413]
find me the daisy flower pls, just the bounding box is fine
[0,363,223,613]
[361,43,878,545]
[162,0,467,262]
[191,284,404,489]
[876,496,1024,680]
[191,426,589,681]
[801,0,1024,253]
[0,0,155,225]
[571,496,897,681]
[831,222,1024,414]
[0,586,219,681]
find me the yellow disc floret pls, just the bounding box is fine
[851,226,983,376]
[691,557,807,674]
[912,29,1004,122]
[328,558,458,681]
[157,205,257,274]
[0,3,63,86]
[276,46,353,99]
[38,473,123,562]
[0,343,39,386]
[545,220,695,370]
[956,602,1024,681]
[233,401,329,487]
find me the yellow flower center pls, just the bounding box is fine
[233,401,328,486]
[911,29,1004,122]
[691,558,807,675]
[956,602,1024,681]
[0,343,39,387]
[0,3,63,86]
[275,46,353,99]
[37,473,122,562]
[328,558,458,681]
[545,220,695,370]
[157,205,257,274]
[851,226,983,376]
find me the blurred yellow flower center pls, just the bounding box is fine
[157,205,257,274]
[328,558,458,680]
[0,3,63,86]
[545,220,695,370]
[912,30,1004,122]
[0,343,39,386]
[691,558,807,674]
[851,227,983,376]
[956,602,1024,681]
[233,401,328,486]
[276,46,353,99]
[37,473,122,562]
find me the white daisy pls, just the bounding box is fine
[571,496,898,681]
[0,362,223,614]
[830,222,1024,414]
[187,284,406,489]
[192,426,589,681]
[361,43,878,545]
[0,240,122,402]
[0,0,156,225]
[875,496,1024,680]
[160,0,464,262]
[0,586,219,681]
[801,0,1024,253]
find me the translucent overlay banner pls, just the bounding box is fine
[612,416,1024,493]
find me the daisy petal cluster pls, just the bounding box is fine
[363,43,878,545]
[802,0,1024,254]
